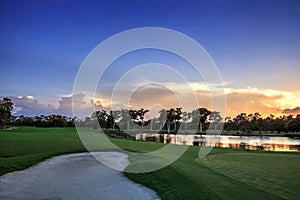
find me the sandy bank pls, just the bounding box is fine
[0,152,160,200]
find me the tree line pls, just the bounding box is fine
[84,107,219,134]
[1,98,300,134]
[224,113,300,134]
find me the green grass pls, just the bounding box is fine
[1,127,299,199]
[125,148,300,200]
[0,127,87,175]
[0,127,163,175]
[197,151,300,199]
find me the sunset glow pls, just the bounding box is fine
[0,0,299,118]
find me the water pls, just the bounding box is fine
[136,134,300,152]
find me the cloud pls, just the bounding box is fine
[223,87,300,117]
[55,93,107,117]
[128,85,182,109]
[3,94,108,117]
[94,81,300,118]
[5,96,55,116]
[3,83,300,118]
[225,87,300,108]
[225,92,279,117]
[282,107,300,115]
[56,93,86,116]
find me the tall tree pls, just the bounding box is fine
[209,111,223,131]
[174,107,182,131]
[166,108,175,134]
[0,98,13,129]
[158,109,167,130]
[191,108,211,133]
[233,113,249,132]
[118,109,132,131]
[181,111,191,130]
[136,108,149,130]
[287,114,300,133]
[107,111,116,130]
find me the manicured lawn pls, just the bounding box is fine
[0,127,163,175]
[197,151,300,199]
[1,127,299,199]
[0,127,86,175]
[126,147,300,199]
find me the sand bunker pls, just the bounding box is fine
[0,152,160,200]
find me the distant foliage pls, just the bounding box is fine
[14,115,76,127]
[1,96,299,133]
[224,113,300,134]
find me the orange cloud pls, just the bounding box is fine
[104,83,300,118]
[10,83,298,119]
[224,87,300,117]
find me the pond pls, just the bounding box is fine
[136,134,300,152]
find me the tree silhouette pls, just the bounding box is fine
[209,111,223,131]
[191,108,211,133]
[182,111,191,130]
[0,98,13,129]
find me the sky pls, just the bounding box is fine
[1,0,300,118]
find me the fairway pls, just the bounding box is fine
[0,127,86,175]
[1,127,300,199]
[0,127,164,175]
[198,152,300,199]
[126,148,300,200]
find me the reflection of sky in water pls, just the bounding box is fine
[211,136,300,145]
[136,134,300,151]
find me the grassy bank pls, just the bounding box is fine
[1,127,299,199]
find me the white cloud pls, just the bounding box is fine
[2,94,109,117]
[3,96,55,116]
[3,83,300,118]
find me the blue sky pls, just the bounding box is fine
[1,0,300,117]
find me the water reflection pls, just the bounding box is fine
[136,134,300,152]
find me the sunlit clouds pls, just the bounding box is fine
[93,82,300,118]
[224,87,300,116]
[5,83,300,118]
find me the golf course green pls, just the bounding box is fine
[1,127,299,199]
